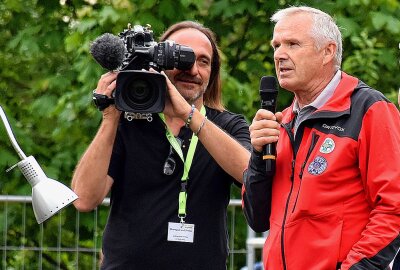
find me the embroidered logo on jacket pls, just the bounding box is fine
[308,156,328,175]
[322,124,345,132]
[320,138,335,154]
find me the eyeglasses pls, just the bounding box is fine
[163,137,182,176]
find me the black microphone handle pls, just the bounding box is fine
[264,144,276,176]
[259,76,278,177]
[260,98,277,165]
[261,101,277,177]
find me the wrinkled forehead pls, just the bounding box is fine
[272,13,313,41]
[274,13,313,33]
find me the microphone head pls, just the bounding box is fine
[90,33,126,71]
[259,76,278,112]
[260,76,278,93]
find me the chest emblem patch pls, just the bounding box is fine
[308,156,328,175]
[320,138,335,154]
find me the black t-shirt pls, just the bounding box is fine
[101,107,250,270]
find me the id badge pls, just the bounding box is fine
[167,222,195,243]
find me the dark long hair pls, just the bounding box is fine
[159,21,224,111]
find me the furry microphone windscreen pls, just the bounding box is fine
[89,33,126,71]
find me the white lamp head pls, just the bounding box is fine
[1,105,78,224]
[17,156,78,224]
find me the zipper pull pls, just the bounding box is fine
[290,159,295,182]
[299,162,306,180]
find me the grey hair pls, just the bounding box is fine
[271,6,342,70]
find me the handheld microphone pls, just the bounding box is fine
[259,76,278,176]
[89,33,126,71]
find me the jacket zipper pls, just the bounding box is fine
[281,177,294,270]
[279,110,343,269]
[281,124,296,270]
[291,132,320,213]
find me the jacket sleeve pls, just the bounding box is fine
[341,101,400,270]
[241,149,273,233]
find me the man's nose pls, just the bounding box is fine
[274,46,288,61]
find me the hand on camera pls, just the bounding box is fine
[158,70,192,121]
[95,72,120,117]
[95,72,118,97]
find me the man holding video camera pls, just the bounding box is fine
[71,21,251,269]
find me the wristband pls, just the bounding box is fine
[194,116,207,136]
[92,90,114,111]
[185,104,195,128]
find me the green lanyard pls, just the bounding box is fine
[158,106,206,223]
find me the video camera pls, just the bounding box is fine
[90,24,196,113]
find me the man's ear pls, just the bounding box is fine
[322,42,336,66]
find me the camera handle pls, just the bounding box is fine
[92,90,115,111]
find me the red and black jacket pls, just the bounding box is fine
[242,72,400,270]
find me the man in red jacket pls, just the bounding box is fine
[242,6,400,270]
[394,90,400,270]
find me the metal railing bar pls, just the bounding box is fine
[75,210,80,269]
[0,196,247,269]
[92,208,98,270]
[228,249,247,254]
[22,201,26,270]
[0,196,242,207]
[2,199,8,270]
[0,247,102,252]
[57,212,62,270]
[39,223,43,270]
[229,206,235,270]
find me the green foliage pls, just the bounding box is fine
[0,0,399,269]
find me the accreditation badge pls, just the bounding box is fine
[167,222,195,243]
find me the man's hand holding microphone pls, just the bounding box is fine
[249,76,282,176]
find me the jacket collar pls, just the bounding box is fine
[281,71,359,125]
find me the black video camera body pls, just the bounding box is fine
[115,24,195,113]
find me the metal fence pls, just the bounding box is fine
[0,195,265,270]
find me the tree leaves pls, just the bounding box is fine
[0,0,399,268]
[0,0,399,203]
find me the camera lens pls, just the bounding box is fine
[115,70,166,113]
[122,78,157,111]
[151,41,195,71]
[175,45,196,70]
